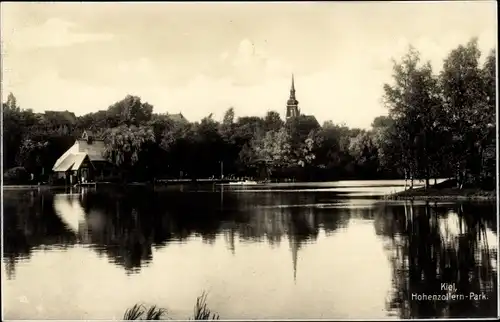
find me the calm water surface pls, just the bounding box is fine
[2,180,498,319]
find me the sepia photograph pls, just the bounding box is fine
[1,1,498,320]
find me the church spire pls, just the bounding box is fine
[286,73,300,119]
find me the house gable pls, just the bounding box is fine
[52,131,109,172]
[76,139,106,161]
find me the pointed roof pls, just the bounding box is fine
[52,136,107,172]
[287,73,298,105]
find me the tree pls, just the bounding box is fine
[16,139,50,177]
[191,115,224,178]
[1,94,39,170]
[478,49,496,184]
[3,38,494,186]
[371,116,393,129]
[104,125,156,179]
[263,111,284,132]
[383,46,442,188]
[233,116,265,144]
[252,128,292,178]
[348,131,379,178]
[5,93,19,112]
[219,107,236,144]
[106,95,153,127]
[439,38,488,187]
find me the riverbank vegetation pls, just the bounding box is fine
[385,179,496,200]
[2,38,496,191]
[124,292,219,320]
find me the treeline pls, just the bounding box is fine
[381,38,496,189]
[2,38,496,188]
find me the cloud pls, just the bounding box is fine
[219,51,229,61]
[4,18,114,50]
[2,3,495,131]
[213,38,292,86]
[117,57,153,75]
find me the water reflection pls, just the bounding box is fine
[3,190,77,280]
[375,201,498,318]
[2,187,497,319]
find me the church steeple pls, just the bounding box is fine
[286,74,300,119]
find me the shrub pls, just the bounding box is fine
[3,167,30,185]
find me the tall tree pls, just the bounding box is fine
[263,111,284,132]
[383,46,422,187]
[439,38,487,187]
[475,49,496,185]
[252,128,292,178]
[348,131,380,178]
[106,95,154,127]
[104,125,156,180]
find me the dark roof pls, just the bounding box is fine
[43,110,77,123]
[167,113,187,123]
[75,139,106,161]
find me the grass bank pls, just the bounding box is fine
[385,179,496,201]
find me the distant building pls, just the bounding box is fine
[52,130,115,185]
[43,110,77,123]
[166,112,187,123]
[286,74,300,119]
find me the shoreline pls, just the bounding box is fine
[3,181,497,202]
[2,184,64,190]
[385,186,496,201]
[385,195,496,201]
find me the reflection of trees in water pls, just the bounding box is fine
[3,189,350,278]
[80,190,350,276]
[375,201,498,318]
[5,190,496,316]
[3,190,77,280]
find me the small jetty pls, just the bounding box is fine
[227,180,259,185]
[155,178,232,185]
[74,182,98,188]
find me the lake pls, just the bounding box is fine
[2,180,498,319]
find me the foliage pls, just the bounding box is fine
[192,291,220,320]
[3,167,30,184]
[1,37,495,186]
[381,39,495,188]
[253,127,292,167]
[348,131,379,177]
[17,139,50,172]
[123,292,219,321]
[103,125,156,167]
[123,304,167,320]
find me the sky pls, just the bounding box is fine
[1,1,497,129]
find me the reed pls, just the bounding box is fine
[123,304,168,320]
[124,291,219,320]
[192,291,220,320]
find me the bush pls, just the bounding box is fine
[3,167,31,185]
[49,176,67,186]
